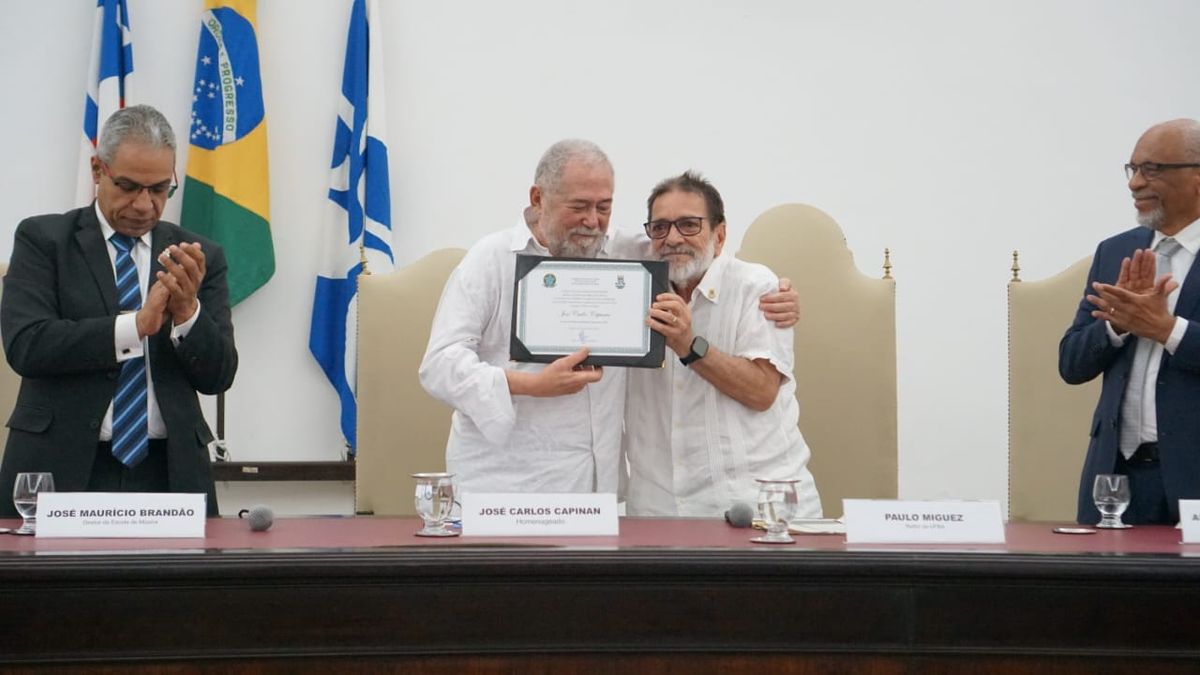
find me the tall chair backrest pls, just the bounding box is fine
[355,249,466,515]
[1008,257,1098,522]
[737,204,898,517]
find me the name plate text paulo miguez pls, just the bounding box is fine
[843,499,1005,544]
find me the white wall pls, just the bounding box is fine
[2,0,1198,511]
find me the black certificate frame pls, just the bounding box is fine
[510,255,668,368]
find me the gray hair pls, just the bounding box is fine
[97,104,177,163]
[533,139,613,195]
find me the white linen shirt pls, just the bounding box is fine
[623,252,821,518]
[419,222,641,496]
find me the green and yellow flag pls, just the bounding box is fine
[180,0,273,306]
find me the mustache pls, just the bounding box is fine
[658,245,696,258]
[1132,191,1157,200]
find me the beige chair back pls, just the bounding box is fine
[738,204,898,517]
[1007,257,1098,522]
[355,249,465,515]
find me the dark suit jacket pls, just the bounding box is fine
[1059,226,1200,524]
[0,206,237,517]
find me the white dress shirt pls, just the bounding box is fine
[419,221,633,495]
[95,204,198,441]
[622,252,822,517]
[1111,219,1200,457]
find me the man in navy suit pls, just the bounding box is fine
[1060,119,1200,525]
[0,105,237,517]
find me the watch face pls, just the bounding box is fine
[693,336,709,358]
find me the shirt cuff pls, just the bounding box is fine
[170,300,202,346]
[1105,321,1129,347]
[114,312,143,362]
[1164,316,1188,354]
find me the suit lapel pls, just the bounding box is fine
[75,206,119,315]
[1174,252,1200,321]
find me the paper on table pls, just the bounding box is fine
[754,518,846,535]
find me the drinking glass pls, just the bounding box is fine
[412,472,458,537]
[12,472,55,535]
[1093,473,1132,529]
[751,478,799,544]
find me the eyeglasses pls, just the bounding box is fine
[100,161,179,198]
[643,216,705,240]
[1124,162,1200,180]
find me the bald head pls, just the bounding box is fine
[1128,119,1200,235]
[1138,119,1200,161]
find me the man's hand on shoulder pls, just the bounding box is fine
[759,277,799,328]
[506,347,603,397]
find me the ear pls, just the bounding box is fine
[713,221,727,257]
[530,185,543,209]
[90,156,102,185]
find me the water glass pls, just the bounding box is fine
[1092,473,1131,529]
[412,472,458,537]
[751,478,799,544]
[12,472,55,535]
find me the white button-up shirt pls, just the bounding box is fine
[420,222,644,495]
[623,252,821,518]
[95,203,198,441]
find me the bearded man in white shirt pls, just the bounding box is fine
[420,141,800,496]
[624,171,822,518]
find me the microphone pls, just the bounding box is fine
[724,502,754,528]
[238,504,274,532]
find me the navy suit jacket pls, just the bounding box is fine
[0,206,237,517]
[1059,226,1200,524]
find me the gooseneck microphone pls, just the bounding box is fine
[724,502,755,528]
[238,504,274,532]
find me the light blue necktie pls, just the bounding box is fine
[110,233,149,467]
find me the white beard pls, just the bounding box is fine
[545,225,604,258]
[1137,207,1166,231]
[660,237,717,286]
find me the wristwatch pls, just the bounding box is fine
[680,336,709,366]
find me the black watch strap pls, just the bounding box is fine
[680,336,709,366]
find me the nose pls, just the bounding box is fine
[130,187,156,211]
[1128,167,1148,192]
[664,224,686,246]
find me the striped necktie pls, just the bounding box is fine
[110,233,149,467]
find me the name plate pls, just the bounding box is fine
[843,499,1005,544]
[1180,500,1200,543]
[461,493,618,536]
[36,492,206,538]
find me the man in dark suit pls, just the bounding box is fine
[1060,118,1200,525]
[0,105,237,517]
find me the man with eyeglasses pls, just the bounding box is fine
[420,141,798,496]
[0,105,237,517]
[622,171,821,518]
[1060,118,1200,526]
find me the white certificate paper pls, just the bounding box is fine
[511,256,667,367]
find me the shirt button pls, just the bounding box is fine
[707,289,716,299]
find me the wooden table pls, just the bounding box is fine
[1,517,1197,674]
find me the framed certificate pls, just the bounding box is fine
[510,255,668,368]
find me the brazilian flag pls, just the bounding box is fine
[180,0,273,306]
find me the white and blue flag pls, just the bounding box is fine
[309,0,394,454]
[76,0,133,205]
